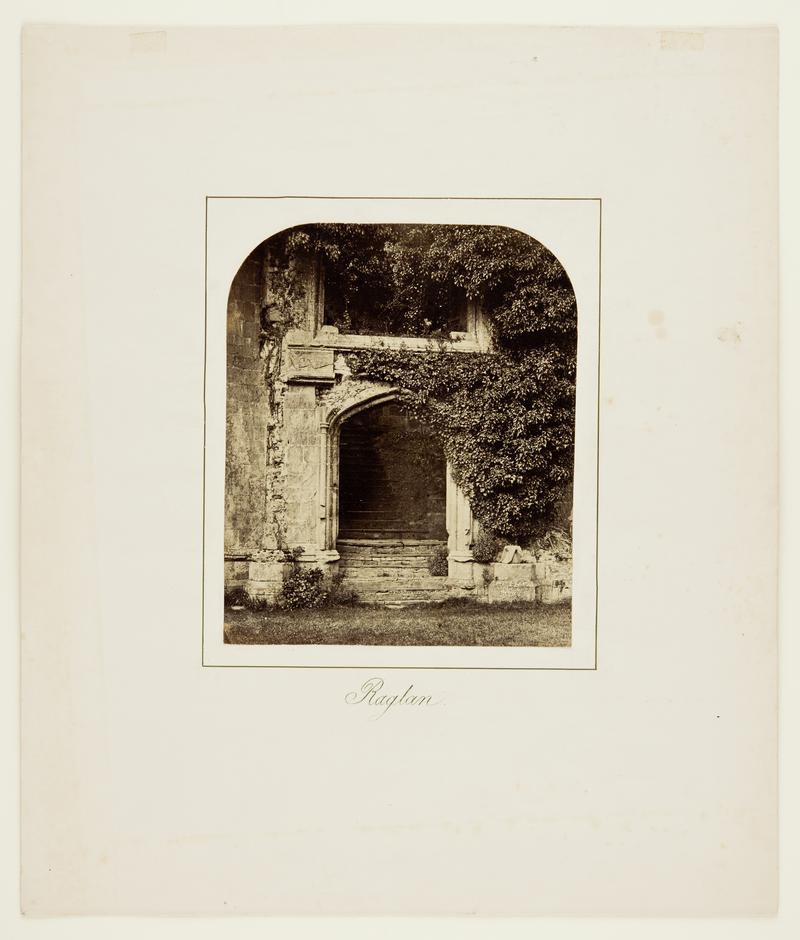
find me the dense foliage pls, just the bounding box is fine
[278,565,328,609]
[274,223,576,344]
[471,530,506,564]
[346,344,574,540]
[268,224,577,543]
[278,562,359,609]
[427,544,449,576]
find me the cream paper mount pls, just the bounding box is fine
[20,24,777,916]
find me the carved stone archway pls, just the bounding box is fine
[315,381,476,584]
[317,383,400,561]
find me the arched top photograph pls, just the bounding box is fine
[228,222,577,344]
[222,219,581,649]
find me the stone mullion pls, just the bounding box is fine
[446,463,476,585]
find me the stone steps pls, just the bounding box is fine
[342,578,450,605]
[339,561,431,581]
[338,538,443,551]
[339,531,438,540]
[337,539,449,605]
[340,555,430,568]
[338,549,435,561]
[341,576,449,591]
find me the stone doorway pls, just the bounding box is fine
[337,401,446,540]
[313,384,477,601]
[335,400,450,604]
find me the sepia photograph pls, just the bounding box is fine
[222,221,578,646]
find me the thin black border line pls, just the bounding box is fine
[202,198,209,666]
[202,196,602,671]
[207,195,603,201]
[595,199,602,671]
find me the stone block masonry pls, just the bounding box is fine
[282,384,321,549]
[225,247,270,556]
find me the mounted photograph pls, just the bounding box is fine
[221,220,580,648]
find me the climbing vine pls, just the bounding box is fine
[263,223,577,543]
[345,345,575,541]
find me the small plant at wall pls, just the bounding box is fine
[472,531,505,564]
[427,544,449,576]
[277,561,361,609]
[224,586,248,607]
[327,570,360,606]
[278,565,329,610]
[224,586,273,611]
[531,528,572,562]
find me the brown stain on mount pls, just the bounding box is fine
[647,310,667,340]
[717,324,742,345]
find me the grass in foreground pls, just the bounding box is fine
[224,598,571,647]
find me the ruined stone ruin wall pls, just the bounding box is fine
[225,245,319,587]
[225,247,269,582]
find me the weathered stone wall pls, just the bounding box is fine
[534,554,572,604]
[472,544,573,606]
[225,244,321,597]
[225,247,269,557]
[282,384,320,551]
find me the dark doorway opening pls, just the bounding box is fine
[338,401,446,540]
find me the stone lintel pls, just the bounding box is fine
[283,344,335,385]
[286,373,335,386]
[308,333,482,353]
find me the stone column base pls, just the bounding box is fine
[316,549,341,579]
[447,553,475,587]
[245,558,291,602]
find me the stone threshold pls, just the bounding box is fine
[337,538,445,546]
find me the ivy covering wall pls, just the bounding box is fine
[266,223,577,544]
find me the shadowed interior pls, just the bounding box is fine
[338,401,446,540]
